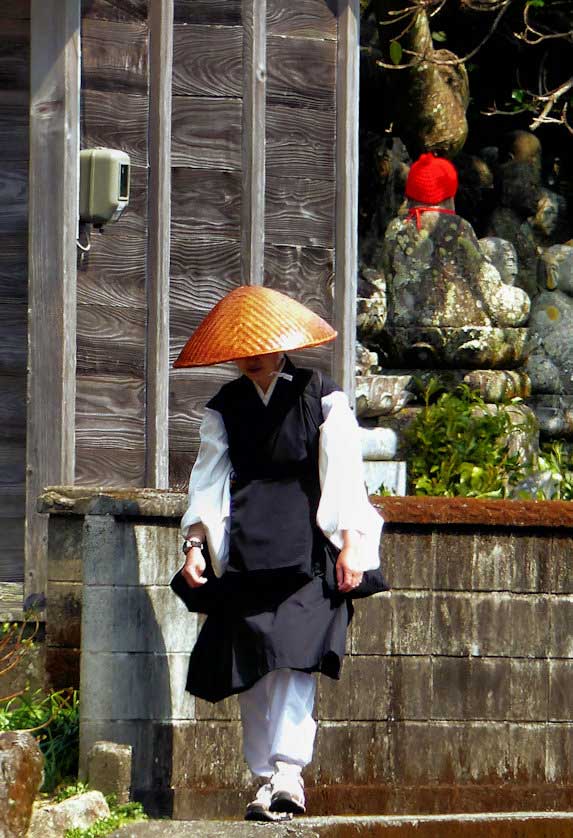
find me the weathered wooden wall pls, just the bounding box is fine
[76,0,149,487]
[169,0,340,488]
[0,0,354,601]
[168,1,243,487]
[0,0,29,583]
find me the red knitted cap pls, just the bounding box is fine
[405,153,458,204]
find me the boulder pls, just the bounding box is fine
[28,791,110,838]
[0,731,44,838]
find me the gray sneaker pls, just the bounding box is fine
[269,763,306,815]
[245,781,294,822]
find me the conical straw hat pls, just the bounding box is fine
[173,285,337,368]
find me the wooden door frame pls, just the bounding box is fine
[26,0,80,601]
[334,0,360,403]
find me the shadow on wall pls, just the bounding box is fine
[78,515,196,816]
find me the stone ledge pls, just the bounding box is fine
[39,487,573,529]
[38,487,187,518]
[109,811,573,838]
[374,496,573,529]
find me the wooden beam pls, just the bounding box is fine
[334,0,359,402]
[241,0,266,286]
[26,0,80,600]
[0,582,26,622]
[146,0,173,488]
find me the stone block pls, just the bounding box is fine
[46,580,82,648]
[464,722,509,783]
[356,375,415,419]
[510,596,549,657]
[391,592,432,655]
[472,593,513,656]
[134,523,182,585]
[549,660,573,721]
[388,656,431,720]
[168,721,249,788]
[0,732,44,838]
[383,527,433,589]
[316,659,353,721]
[312,722,353,785]
[351,656,392,721]
[360,426,398,459]
[509,659,549,722]
[508,723,546,782]
[511,535,551,592]
[550,596,573,657]
[432,658,510,721]
[349,722,393,785]
[47,516,83,582]
[80,651,194,720]
[80,719,158,790]
[82,585,197,654]
[433,530,474,590]
[28,791,109,838]
[550,532,573,593]
[87,741,132,805]
[546,723,573,783]
[392,721,467,784]
[432,592,473,656]
[352,593,392,655]
[468,658,511,720]
[83,517,180,587]
[472,533,513,591]
[195,695,240,721]
[364,461,406,496]
[432,657,471,720]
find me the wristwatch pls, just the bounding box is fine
[182,537,204,554]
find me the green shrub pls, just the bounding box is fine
[532,441,573,500]
[0,687,79,792]
[405,380,527,498]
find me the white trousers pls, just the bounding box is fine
[238,669,317,778]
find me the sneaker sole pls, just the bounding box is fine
[245,805,293,823]
[269,792,306,815]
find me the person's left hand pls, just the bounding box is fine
[336,547,364,593]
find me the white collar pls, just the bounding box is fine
[253,357,293,405]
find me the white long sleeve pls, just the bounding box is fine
[180,407,232,577]
[180,388,384,577]
[317,391,383,571]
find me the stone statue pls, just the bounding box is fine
[359,153,530,369]
[527,244,573,395]
[486,131,571,297]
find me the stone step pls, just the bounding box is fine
[110,812,573,838]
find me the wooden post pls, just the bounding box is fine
[26,0,80,601]
[334,0,360,403]
[146,0,173,488]
[241,0,266,286]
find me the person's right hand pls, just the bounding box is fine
[181,547,207,588]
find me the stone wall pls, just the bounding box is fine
[40,488,573,819]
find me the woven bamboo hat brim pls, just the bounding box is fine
[173,285,337,368]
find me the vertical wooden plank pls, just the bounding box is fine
[241,0,266,285]
[146,0,172,487]
[26,0,80,600]
[334,0,359,401]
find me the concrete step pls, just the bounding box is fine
[110,812,573,837]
